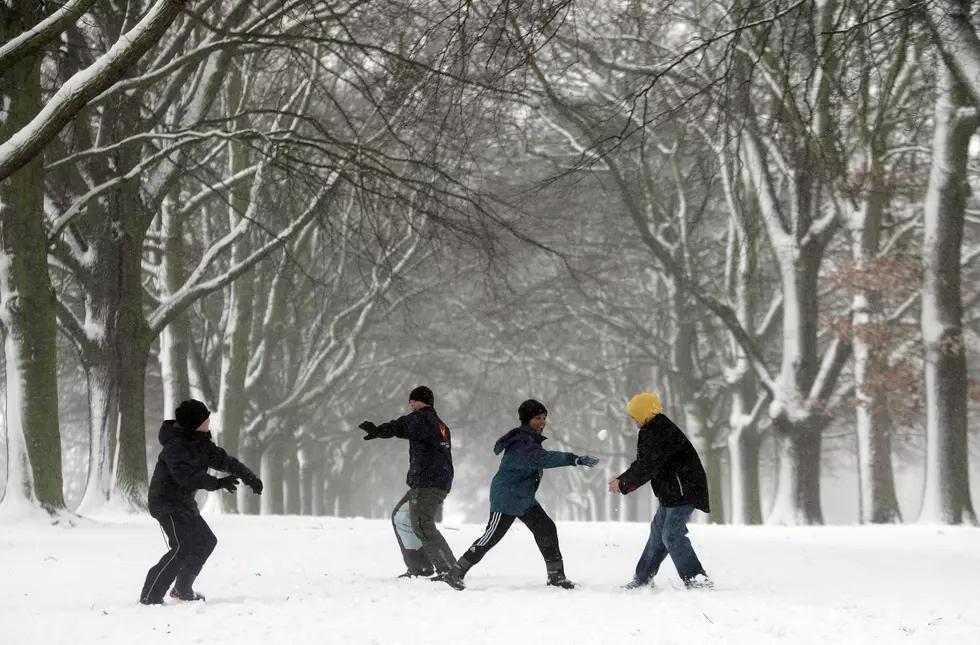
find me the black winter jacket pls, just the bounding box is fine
[147,421,254,517]
[617,413,710,513]
[373,407,453,492]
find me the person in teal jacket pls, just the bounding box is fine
[436,399,599,591]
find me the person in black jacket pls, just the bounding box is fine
[608,392,712,590]
[359,385,455,578]
[139,400,263,605]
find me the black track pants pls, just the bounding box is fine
[140,512,217,603]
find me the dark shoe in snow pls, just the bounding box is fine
[398,569,434,579]
[169,588,206,602]
[139,598,164,605]
[432,571,466,591]
[545,560,577,589]
[684,574,714,590]
[623,578,653,590]
[547,576,577,589]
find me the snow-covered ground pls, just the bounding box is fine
[2,515,978,644]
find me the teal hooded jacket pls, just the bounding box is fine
[488,426,579,516]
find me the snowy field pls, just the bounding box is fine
[2,515,979,645]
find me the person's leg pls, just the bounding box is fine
[631,506,668,586]
[519,505,574,588]
[391,490,432,576]
[408,488,456,574]
[660,504,709,585]
[437,511,516,589]
[140,513,191,604]
[173,515,218,599]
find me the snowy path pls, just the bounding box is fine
[1,516,978,644]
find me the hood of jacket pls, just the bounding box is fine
[493,425,546,455]
[159,420,211,446]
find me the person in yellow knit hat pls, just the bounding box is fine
[608,392,712,590]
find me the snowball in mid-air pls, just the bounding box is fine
[597,429,608,441]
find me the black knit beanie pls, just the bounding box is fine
[175,399,211,430]
[409,385,434,406]
[518,399,548,426]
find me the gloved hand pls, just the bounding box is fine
[242,471,263,495]
[359,421,379,440]
[217,475,239,493]
[576,456,600,467]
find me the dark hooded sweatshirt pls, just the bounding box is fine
[372,406,454,492]
[488,426,579,516]
[147,420,252,517]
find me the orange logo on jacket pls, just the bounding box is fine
[440,424,449,440]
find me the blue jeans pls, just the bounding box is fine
[634,504,706,584]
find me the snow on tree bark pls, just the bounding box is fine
[918,63,978,525]
[0,1,66,516]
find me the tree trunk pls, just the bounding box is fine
[260,443,284,515]
[0,1,66,515]
[284,440,301,516]
[918,64,978,525]
[849,158,902,524]
[766,422,823,525]
[299,443,320,516]
[237,440,261,515]
[212,68,256,512]
[158,193,191,414]
[726,422,763,524]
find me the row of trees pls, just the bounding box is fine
[1,0,978,525]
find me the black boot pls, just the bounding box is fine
[434,557,470,591]
[172,572,206,601]
[546,561,577,589]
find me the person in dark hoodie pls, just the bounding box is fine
[608,392,712,590]
[139,399,263,605]
[436,399,599,591]
[359,385,456,579]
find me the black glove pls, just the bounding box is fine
[359,421,379,440]
[241,471,263,495]
[217,475,239,493]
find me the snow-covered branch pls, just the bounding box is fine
[0,0,97,72]
[0,0,188,183]
[148,171,341,335]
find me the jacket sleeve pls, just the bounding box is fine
[162,443,220,491]
[617,421,676,494]
[207,442,254,480]
[510,436,578,469]
[374,413,442,444]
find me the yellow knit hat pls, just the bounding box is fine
[626,392,662,424]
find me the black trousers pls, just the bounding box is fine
[391,488,456,574]
[459,504,561,570]
[140,512,217,603]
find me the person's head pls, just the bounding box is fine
[518,399,548,434]
[409,385,434,411]
[626,392,662,428]
[175,399,211,432]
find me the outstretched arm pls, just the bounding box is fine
[208,443,263,493]
[510,437,578,469]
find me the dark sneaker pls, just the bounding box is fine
[432,571,466,591]
[623,578,653,590]
[169,588,206,602]
[547,576,577,589]
[684,574,714,590]
[139,598,164,605]
[398,569,434,579]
